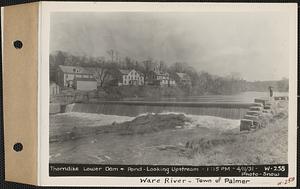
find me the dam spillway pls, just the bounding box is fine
[63,101,253,119]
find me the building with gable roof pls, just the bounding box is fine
[57,65,94,88]
[118,69,144,86]
[146,67,176,86]
[173,72,192,86]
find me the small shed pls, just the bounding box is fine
[50,82,60,96]
[74,78,97,91]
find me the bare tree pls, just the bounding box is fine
[93,68,110,87]
[170,62,185,73]
[228,72,242,80]
[159,60,167,72]
[115,51,120,64]
[142,58,155,84]
[125,56,134,69]
[107,49,115,63]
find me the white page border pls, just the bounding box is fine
[39,2,297,187]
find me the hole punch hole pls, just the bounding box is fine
[13,40,23,49]
[13,143,23,152]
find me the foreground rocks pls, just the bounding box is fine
[240,98,288,131]
[114,113,191,135]
[184,99,288,164]
[50,113,191,142]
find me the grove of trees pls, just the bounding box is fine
[50,50,289,95]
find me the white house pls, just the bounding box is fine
[147,67,176,86]
[168,78,176,86]
[57,65,94,88]
[118,69,144,86]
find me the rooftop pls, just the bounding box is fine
[119,69,131,75]
[59,65,92,75]
[176,72,190,79]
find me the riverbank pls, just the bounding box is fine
[51,86,288,105]
[184,111,288,165]
[104,85,187,99]
[183,100,288,165]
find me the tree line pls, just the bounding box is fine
[50,50,289,95]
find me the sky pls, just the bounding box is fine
[50,12,290,81]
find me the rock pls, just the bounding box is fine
[89,155,105,163]
[246,111,261,116]
[91,139,97,143]
[254,98,269,106]
[49,103,61,114]
[252,103,263,107]
[243,115,261,128]
[116,113,191,135]
[244,115,259,120]
[249,106,263,112]
[240,119,253,131]
[156,145,178,151]
[274,96,288,101]
[183,122,194,129]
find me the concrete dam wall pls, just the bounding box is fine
[64,101,252,119]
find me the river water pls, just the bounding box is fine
[50,91,288,164]
[61,91,288,120]
[122,91,288,103]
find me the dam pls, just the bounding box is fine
[51,92,288,119]
[61,101,253,119]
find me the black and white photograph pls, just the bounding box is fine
[48,8,292,168]
[1,1,296,187]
